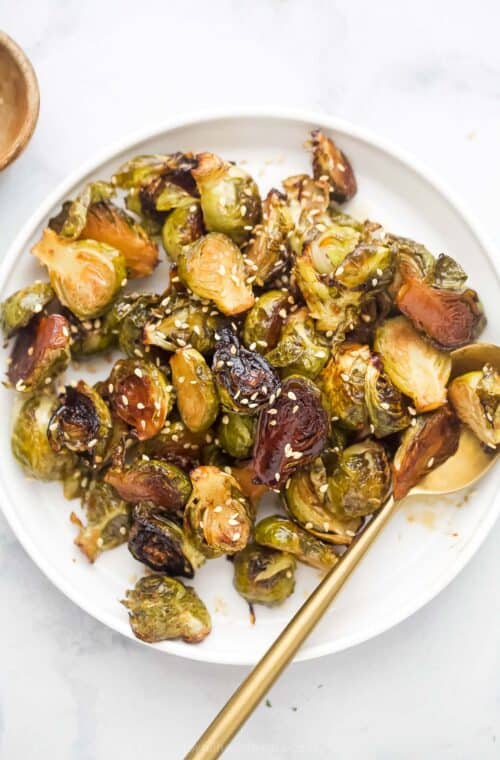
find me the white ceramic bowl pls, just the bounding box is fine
[0,111,498,665]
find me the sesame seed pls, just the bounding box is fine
[140,420,146,430]
[275,473,280,482]
[369,424,375,433]
[218,265,226,276]
[121,278,128,287]
[121,395,129,406]
[228,518,239,526]
[119,526,127,536]
[427,457,435,468]
[287,391,297,401]
[96,537,104,547]
[249,342,257,351]
[134,368,143,378]
[222,415,229,425]
[292,404,299,414]
[278,309,287,319]
[137,402,145,410]
[376,268,383,276]
[371,278,378,287]
[233,531,241,541]
[267,408,277,415]
[336,266,344,275]
[87,438,98,448]
[305,522,313,530]
[108,383,114,394]
[177,376,185,384]
[408,406,417,416]
[27,346,34,356]
[380,402,390,410]
[340,373,350,382]
[214,506,223,513]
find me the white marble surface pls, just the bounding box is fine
[1,1,499,757]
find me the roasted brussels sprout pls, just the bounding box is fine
[283,458,361,544]
[48,180,115,239]
[244,189,292,285]
[233,544,296,606]
[128,503,204,577]
[137,418,208,471]
[311,129,357,203]
[69,312,117,358]
[184,466,253,558]
[47,381,112,464]
[433,253,468,291]
[230,460,270,508]
[32,229,127,320]
[253,375,329,487]
[365,355,410,438]
[449,364,499,449]
[255,515,339,571]
[122,574,211,644]
[162,201,205,262]
[265,307,329,380]
[170,348,219,433]
[305,216,361,275]
[388,234,435,288]
[11,392,76,480]
[144,293,222,355]
[243,290,289,353]
[192,152,261,245]
[320,343,371,432]
[108,358,173,440]
[118,293,160,358]
[392,406,461,500]
[0,282,54,338]
[396,277,485,350]
[178,233,255,315]
[283,174,330,254]
[8,314,71,392]
[71,479,131,562]
[113,153,197,192]
[105,459,192,518]
[327,440,391,518]
[217,412,256,459]
[334,242,393,291]
[374,316,451,413]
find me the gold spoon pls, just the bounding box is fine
[186,342,499,760]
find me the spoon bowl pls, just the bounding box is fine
[0,32,39,171]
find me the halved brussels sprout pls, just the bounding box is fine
[217,412,256,459]
[48,381,112,464]
[137,418,208,471]
[170,348,219,433]
[183,466,253,558]
[449,364,499,449]
[244,189,292,285]
[230,460,270,508]
[32,228,127,320]
[8,314,71,392]
[212,327,280,414]
[396,278,485,350]
[365,355,410,438]
[118,293,160,358]
[304,217,361,275]
[178,233,255,315]
[48,180,115,239]
[122,574,211,644]
[0,282,54,338]
[71,479,131,562]
[283,458,361,544]
[253,375,329,487]
[144,293,223,355]
[392,406,461,499]
[128,502,205,577]
[265,307,329,380]
[233,544,296,606]
[105,459,192,518]
[310,129,357,203]
[433,253,467,291]
[320,343,371,432]
[327,440,391,518]
[162,201,205,262]
[113,153,197,191]
[11,392,76,480]
[334,242,393,291]
[255,515,339,571]
[108,358,173,440]
[374,316,451,412]
[387,234,435,288]
[243,290,289,354]
[192,152,261,245]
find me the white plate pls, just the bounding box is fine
[0,110,498,666]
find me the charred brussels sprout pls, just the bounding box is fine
[327,440,391,518]
[0,282,54,338]
[320,343,371,432]
[365,356,410,437]
[12,392,75,480]
[244,189,292,285]
[178,233,255,316]
[192,152,261,245]
[48,180,115,238]
[374,316,451,413]
[138,418,208,471]
[392,406,461,500]
[184,466,253,558]
[8,314,71,392]
[265,307,329,380]
[212,327,280,414]
[48,381,112,461]
[32,229,126,320]
[108,358,173,440]
[144,293,222,355]
[162,201,205,262]
[253,375,329,487]
[71,479,131,562]
[118,294,160,358]
[170,348,219,433]
[113,152,197,191]
[311,129,357,203]
[233,544,296,606]
[122,575,211,644]
[449,364,499,449]
[105,460,192,518]
[128,503,204,577]
[217,412,256,459]
[243,290,289,354]
[255,515,339,571]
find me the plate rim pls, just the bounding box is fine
[0,108,498,666]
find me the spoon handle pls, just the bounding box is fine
[185,496,398,760]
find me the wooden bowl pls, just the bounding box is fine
[0,32,40,170]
